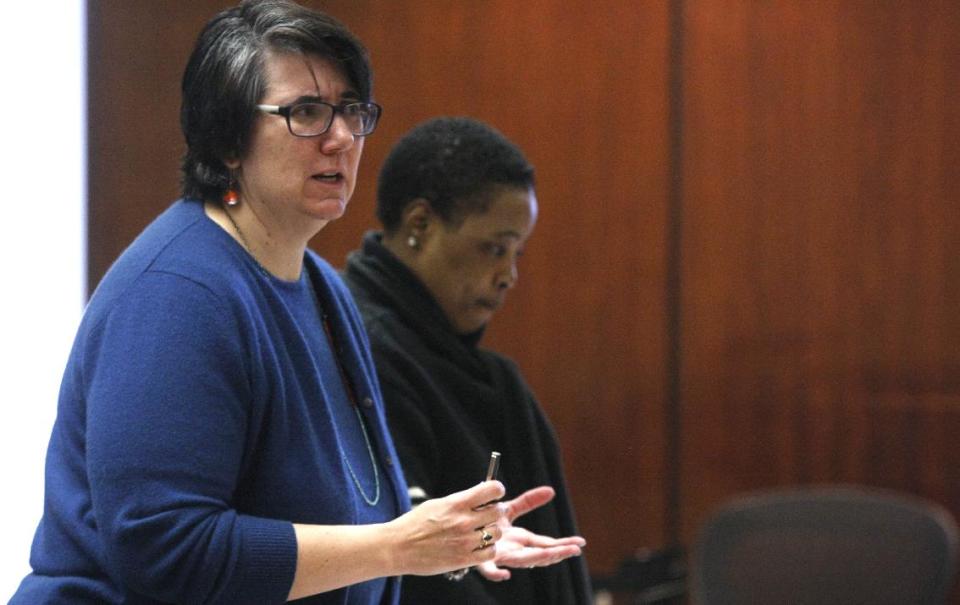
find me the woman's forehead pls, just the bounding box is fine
[262,51,353,100]
[454,190,538,238]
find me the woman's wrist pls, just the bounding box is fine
[377,517,408,577]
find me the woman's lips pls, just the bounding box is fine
[475,297,503,311]
[312,171,343,182]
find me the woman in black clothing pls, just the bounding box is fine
[344,117,592,604]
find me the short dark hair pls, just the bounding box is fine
[376,117,535,233]
[180,0,372,202]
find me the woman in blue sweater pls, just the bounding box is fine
[10,2,581,604]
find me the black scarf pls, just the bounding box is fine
[344,232,593,605]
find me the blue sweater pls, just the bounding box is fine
[11,200,409,604]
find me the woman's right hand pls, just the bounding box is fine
[388,480,507,576]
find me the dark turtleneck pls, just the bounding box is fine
[343,231,592,605]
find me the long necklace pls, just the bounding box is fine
[224,205,381,506]
[319,291,382,507]
[342,407,382,506]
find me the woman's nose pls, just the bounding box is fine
[320,114,355,152]
[497,263,518,290]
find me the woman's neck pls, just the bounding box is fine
[205,201,315,281]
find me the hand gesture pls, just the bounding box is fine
[476,486,586,581]
[390,480,507,576]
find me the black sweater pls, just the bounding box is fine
[344,232,592,604]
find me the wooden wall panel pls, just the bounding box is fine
[87,1,226,296]
[88,0,672,576]
[678,0,960,571]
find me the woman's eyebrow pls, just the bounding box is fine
[287,91,361,104]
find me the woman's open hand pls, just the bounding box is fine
[475,486,586,582]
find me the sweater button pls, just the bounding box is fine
[361,396,374,408]
[385,456,394,467]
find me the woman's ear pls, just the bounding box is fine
[401,199,434,244]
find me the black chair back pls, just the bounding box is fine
[691,485,959,605]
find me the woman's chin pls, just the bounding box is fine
[454,312,492,335]
[306,197,349,222]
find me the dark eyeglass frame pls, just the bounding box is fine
[256,100,382,137]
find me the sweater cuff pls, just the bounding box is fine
[236,516,298,604]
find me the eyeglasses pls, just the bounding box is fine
[256,101,382,137]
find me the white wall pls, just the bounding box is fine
[0,1,86,598]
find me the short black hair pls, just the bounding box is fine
[180,0,372,202]
[376,117,535,233]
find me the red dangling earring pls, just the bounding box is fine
[223,170,240,206]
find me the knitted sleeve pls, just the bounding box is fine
[83,271,297,605]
